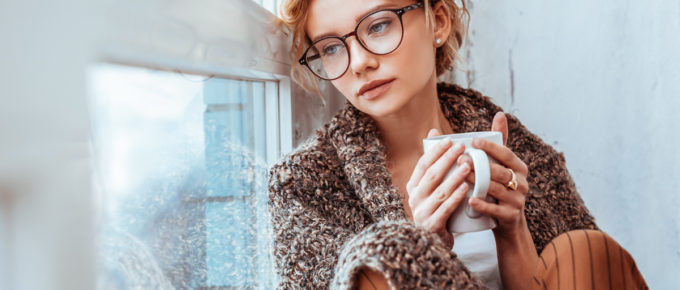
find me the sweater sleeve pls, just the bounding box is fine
[269,159,487,289]
[331,221,487,289]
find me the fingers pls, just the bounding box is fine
[417,143,466,197]
[485,181,525,209]
[407,128,445,191]
[408,142,466,206]
[469,197,522,224]
[412,162,470,220]
[462,172,524,208]
[456,154,473,168]
[471,138,528,175]
[459,163,527,204]
[407,139,452,192]
[428,128,442,138]
[492,112,509,145]
[428,182,469,229]
[459,162,515,188]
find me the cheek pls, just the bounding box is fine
[388,17,435,78]
[331,78,356,103]
[385,24,437,88]
[331,75,379,114]
[402,33,436,75]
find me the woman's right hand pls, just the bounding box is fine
[406,129,471,250]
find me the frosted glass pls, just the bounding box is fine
[89,63,275,289]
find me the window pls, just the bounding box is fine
[89,63,279,288]
[251,0,283,15]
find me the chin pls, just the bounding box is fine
[355,93,407,118]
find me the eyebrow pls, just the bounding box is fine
[309,2,399,43]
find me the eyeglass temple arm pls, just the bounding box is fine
[397,2,424,15]
[299,53,321,65]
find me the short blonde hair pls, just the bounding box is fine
[279,0,469,94]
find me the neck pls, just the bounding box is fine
[373,83,453,162]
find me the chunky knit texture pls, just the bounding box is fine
[268,83,599,289]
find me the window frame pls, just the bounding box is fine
[95,0,294,157]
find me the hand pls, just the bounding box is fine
[407,129,471,250]
[458,112,530,237]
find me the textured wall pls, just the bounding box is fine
[448,0,680,288]
[291,82,345,147]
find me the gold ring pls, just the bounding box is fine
[506,169,518,191]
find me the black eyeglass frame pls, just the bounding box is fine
[298,2,425,81]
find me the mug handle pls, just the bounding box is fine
[463,148,490,218]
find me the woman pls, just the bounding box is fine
[268,0,648,289]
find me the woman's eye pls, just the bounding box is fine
[322,44,342,56]
[369,20,391,34]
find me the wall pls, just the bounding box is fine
[291,82,346,147]
[449,0,680,288]
[1,0,98,288]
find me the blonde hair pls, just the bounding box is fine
[279,0,469,95]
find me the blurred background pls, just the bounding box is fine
[0,0,677,289]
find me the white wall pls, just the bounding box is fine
[450,0,680,288]
[1,0,98,289]
[291,82,346,147]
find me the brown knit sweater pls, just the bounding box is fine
[268,83,599,289]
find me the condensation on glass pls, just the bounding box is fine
[88,63,277,289]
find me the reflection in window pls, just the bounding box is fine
[89,63,277,289]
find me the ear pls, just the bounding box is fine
[431,1,452,47]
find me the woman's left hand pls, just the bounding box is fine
[458,112,530,237]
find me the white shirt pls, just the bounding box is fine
[452,230,503,290]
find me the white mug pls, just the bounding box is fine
[422,131,502,233]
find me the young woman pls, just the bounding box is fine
[268,0,648,289]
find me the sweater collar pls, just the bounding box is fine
[326,83,484,223]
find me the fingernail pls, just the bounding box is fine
[472,138,482,147]
[459,162,470,171]
[458,182,468,191]
[453,142,464,150]
[440,139,452,147]
[469,198,478,206]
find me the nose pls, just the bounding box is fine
[346,37,379,77]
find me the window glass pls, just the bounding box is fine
[89,63,276,289]
[252,0,282,16]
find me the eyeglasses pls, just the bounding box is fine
[298,2,424,80]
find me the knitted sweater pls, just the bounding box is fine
[268,83,599,289]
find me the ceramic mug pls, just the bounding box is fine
[422,131,502,233]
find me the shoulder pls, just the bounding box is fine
[436,82,560,164]
[268,102,361,205]
[269,101,376,194]
[269,126,339,193]
[437,82,504,123]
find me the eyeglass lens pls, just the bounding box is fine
[304,9,403,80]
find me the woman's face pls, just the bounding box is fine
[305,0,439,118]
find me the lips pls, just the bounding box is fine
[357,78,395,100]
